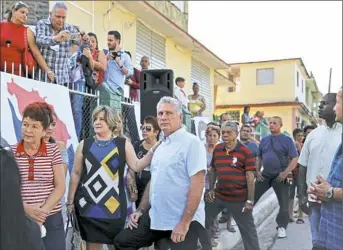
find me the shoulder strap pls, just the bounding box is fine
[270,136,285,162]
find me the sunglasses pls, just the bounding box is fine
[140,125,153,132]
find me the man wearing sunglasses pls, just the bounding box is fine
[115,96,208,249]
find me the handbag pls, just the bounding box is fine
[23,27,37,75]
[65,210,85,250]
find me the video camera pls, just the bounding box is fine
[111,51,122,59]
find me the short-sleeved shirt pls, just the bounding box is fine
[35,18,79,85]
[258,134,298,177]
[211,141,255,202]
[149,128,207,230]
[298,123,342,186]
[242,141,258,157]
[317,143,342,250]
[11,140,64,214]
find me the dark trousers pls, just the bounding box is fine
[43,211,66,250]
[114,212,207,250]
[254,176,290,229]
[205,197,260,250]
[135,171,151,208]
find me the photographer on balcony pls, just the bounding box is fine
[100,30,133,111]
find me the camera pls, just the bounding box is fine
[111,51,121,59]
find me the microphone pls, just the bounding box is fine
[6,40,11,47]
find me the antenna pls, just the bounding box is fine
[328,68,332,93]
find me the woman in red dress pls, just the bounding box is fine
[0,1,54,81]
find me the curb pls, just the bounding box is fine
[217,188,279,250]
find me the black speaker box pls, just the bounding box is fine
[140,69,174,123]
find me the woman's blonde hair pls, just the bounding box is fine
[92,105,121,132]
[206,124,221,137]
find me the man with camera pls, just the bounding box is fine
[99,30,133,111]
[36,2,80,85]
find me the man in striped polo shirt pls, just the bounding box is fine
[205,121,260,250]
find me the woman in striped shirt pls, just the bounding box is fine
[11,102,66,250]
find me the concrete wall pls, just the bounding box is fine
[146,1,188,31]
[217,60,298,106]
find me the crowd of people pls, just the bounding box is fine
[0,1,342,250]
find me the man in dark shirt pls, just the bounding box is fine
[240,124,259,157]
[255,116,298,239]
[206,121,260,250]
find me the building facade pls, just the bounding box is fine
[48,1,234,117]
[216,58,322,134]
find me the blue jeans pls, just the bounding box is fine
[309,202,322,248]
[70,80,85,139]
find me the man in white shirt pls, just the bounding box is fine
[298,93,342,249]
[115,96,208,249]
[174,77,189,108]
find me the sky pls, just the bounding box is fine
[188,1,342,94]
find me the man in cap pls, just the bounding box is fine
[205,121,260,250]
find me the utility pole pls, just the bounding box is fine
[328,68,332,93]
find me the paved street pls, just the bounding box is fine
[270,216,312,250]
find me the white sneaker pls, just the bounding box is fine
[277,227,286,238]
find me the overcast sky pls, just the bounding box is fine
[188,1,342,94]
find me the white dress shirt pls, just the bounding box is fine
[174,85,189,108]
[298,123,342,186]
[149,128,207,230]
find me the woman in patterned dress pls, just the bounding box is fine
[67,105,160,250]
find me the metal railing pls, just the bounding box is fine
[1,61,99,142]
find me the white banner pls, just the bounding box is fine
[0,72,79,197]
[193,116,211,143]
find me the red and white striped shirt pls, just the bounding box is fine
[11,140,64,214]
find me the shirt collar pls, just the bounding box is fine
[16,140,48,157]
[222,140,242,153]
[162,127,185,143]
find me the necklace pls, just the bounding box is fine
[93,135,115,148]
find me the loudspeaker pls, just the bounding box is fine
[140,69,174,123]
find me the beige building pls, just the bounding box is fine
[54,1,235,117]
[215,58,323,133]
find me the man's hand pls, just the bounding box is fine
[243,202,253,212]
[126,78,133,85]
[205,190,215,203]
[171,221,190,243]
[299,195,311,215]
[54,30,70,42]
[128,210,143,230]
[309,176,331,201]
[276,171,288,183]
[255,170,264,182]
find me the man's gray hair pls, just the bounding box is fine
[221,121,239,134]
[52,2,68,13]
[156,96,183,115]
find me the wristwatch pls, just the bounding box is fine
[326,187,334,200]
[246,200,254,205]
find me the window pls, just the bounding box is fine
[228,87,235,92]
[136,21,166,69]
[170,1,185,12]
[296,71,299,87]
[301,80,304,93]
[256,68,274,85]
[191,58,211,111]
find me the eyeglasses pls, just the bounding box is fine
[140,125,152,132]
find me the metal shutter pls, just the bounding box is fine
[191,58,211,111]
[136,21,165,69]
